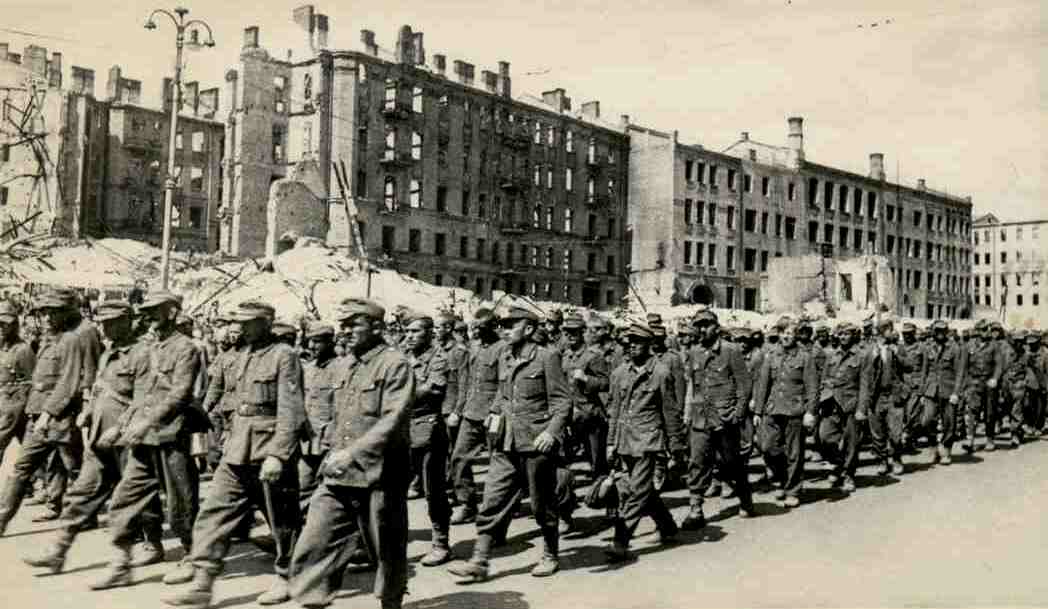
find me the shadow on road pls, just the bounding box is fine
[407,590,529,609]
[34,560,107,576]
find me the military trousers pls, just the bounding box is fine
[687,424,754,510]
[918,396,957,448]
[817,410,861,479]
[448,417,485,506]
[572,410,609,477]
[108,437,198,552]
[1012,390,1045,438]
[411,417,451,535]
[475,449,559,556]
[868,400,905,463]
[0,406,26,467]
[964,385,997,441]
[298,452,326,515]
[615,453,677,546]
[190,459,301,578]
[289,481,408,607]
[759,415,805,497]
[0,417,81,528]
[61,443,162,541]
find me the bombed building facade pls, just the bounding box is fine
[628,117,974,319]
[221,7,630,308]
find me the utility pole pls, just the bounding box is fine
[145,7,215,289]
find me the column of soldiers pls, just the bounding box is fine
[1,286,1047,609]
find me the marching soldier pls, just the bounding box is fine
[449,309,503,524]
[752,321,818,508]
[403,312,454,567]
[1008,332,1046,445]
[435,311,469,503]
[896,322,927,450]
[0,300,34,465]
[0,289,84,536]
[962,320,1003,453]
[289,298,414,609]
[299,323,337,513]
[561,311,610,478]
[814,323,866,492]
[604,322,685,562]
[681,310,755,531]
[449,306,572,581]
[92,290,204,591]
[861,319,907,476]
[918,320,967,465]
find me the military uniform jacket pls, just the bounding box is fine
[659,349,687,413]
[895,341,927,401]
[688,340,751,430]
[492,342,572,453]
[0,338,35,414]
[964,340,1002,391]
[203,348,242,416]
[462,339,504,422]
[859,342,902,414]
[439,338,469,417]
[120,330,202,446]
[921,341,967,399]
[753,345,817,418]
[744,348,765,401]
[218,339,305,464]
[75,319,103,394]
[607,357,685,456]
[409,345,448,419]
[25,330,83,443]
[818,344,865,415]
[561,344,608,418]
[85,341,138,445]
[327,343,415,488]
[302,355,338,455]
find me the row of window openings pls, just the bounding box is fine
[974,226,1041,245]
[380,226,615,273]
[884,235,968,263]
[974,251,1035,265]
[974,272,1043,289]
[683,242,780,273]
[978,293,1040,307]
[418,273,612,307]
[898,269,965,294]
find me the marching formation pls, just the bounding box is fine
[0,287,1046,609]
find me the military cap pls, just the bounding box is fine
[501,306,540,322]
[272,322,297,337]
[901,322,917,334]
[677,324,695,336]
[586,314,608,329]
[547,309,564,323]
[402,311,434,328]
[33,288,78,311]
[176,313,194,327]
[228,300,276,322]
[692,310,719,326]
[94,301,133,322]
[749,328,764,339]
[766,325,781,337]
[305,323,335,339]
[862,318,874,329]
[650,324,667,337]
[814,324,830,336]
[1025,332,1040,344]
[455,320,468,332]
[0,300,18,323]
[645,312,664,326]
[774,316,793,330]
[624,322,654,339]
[876,317,894,330]
[562,312,585,330]
[795,320,813,335]
[836,322,859,334]
[930,320,949,332]
[989,321,1004,331]
[435,310,457,323]
[973,319,988,331]
[1012,329,1028,342]
[335,297,386,321]
[472,308,496,324]
[139,289,182,310]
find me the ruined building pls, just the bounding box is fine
[221,6,630,308]
[972,213,1048,328]
[628,117,974,319]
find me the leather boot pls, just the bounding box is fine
[450,504,476,525]
[164,556,196,585]
[531,539,559,577]
[24,531,74,574]
[448,534,491,582]
[132,541,166,567]
[421,529,452,566]
[679,501,706,531]
[256,576,290,606]
[90,546,134,591]
[162,567,215,608]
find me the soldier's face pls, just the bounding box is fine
[780,329,796,348]
[100,316,132,343]
[564,327,583,348]
[403,321,433,352]
[340,315,381,354]
[933,329,948,343]
[628,337,651,363]
[503,318,533,346]
[435,320,453,342]
[695,322,718,345]
[308,336,333,358]
[143,303,176,333]
[902,331,916,344]
[237,318,269,344]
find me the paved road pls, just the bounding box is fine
[1,438,1046,609]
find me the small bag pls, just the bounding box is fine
[190,431,210,457]
[410,414,439,449]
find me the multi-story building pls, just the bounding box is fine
[628,117,975,319]
[221,7,630,308]
[972,213,1047,328]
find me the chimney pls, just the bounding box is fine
[620,114,630,129]
[48,52,62,88]
[243,26,260,49]
[432,54,446,77]
[869,153,885,180]
[292,5,315,32]
[361,30,377,56]
[917,178,926,190]
[741,131,749,141]
[411,32,425,66]
[481,70,497,94]
[71,66,95,96]
[224,69,238,117]
[497,61,511,97]
[580,100,600,119]
[184,81,200,115]
[453,60,474,86]
[23,45,47,79]
[396,26,415,64]
[124,79,142,104]
[542,88,566,111]
[315,14,329,49]
[787,117,803,152]
[199,87,219,118]
[106,65,122,101]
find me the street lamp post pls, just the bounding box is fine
[145,7,215,289]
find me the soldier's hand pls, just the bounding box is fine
[803,412,817,429]
[533,430,556,453]
[605,446,617,462]
[75,410,91,428]
[259,456,283,483]
[855,409,868,422]
[97,427,120,449]
[321,449,353,478]
[987,378,997,389]
[123,420,151,445]
[35,412,52,437]
[948,393,959,405]
[753,414,762,429]
[445,413,461,428]
[572,369,587,383]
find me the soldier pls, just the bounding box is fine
[917,320,967,465]
[604,322,685,562]
[561,311,610,478]
[545,309,565,351]
[401,312,454,567]
[0,289,84,536]
[739,328,764,464]
[896,322,927,449]
[435,311,469,502]
[752,321,818,508]
[272,322,299,348]
[449,309,503,524]
[0,300,35,465]
[23,301,164,573]
[681,310,755,530]
[962,320,1003,453]
[91,290,204,590]
[813,323,865,492]
[453,320,469,346]
[202,315,242,471]
[861,319,906,475]
[288,298,414,609]
[449,306,572,581]
[299,323,337,513]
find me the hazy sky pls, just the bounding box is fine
[3,0,1044,220]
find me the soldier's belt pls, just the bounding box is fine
[236,404,278,417]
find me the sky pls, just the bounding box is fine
[2,0,1045,221]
